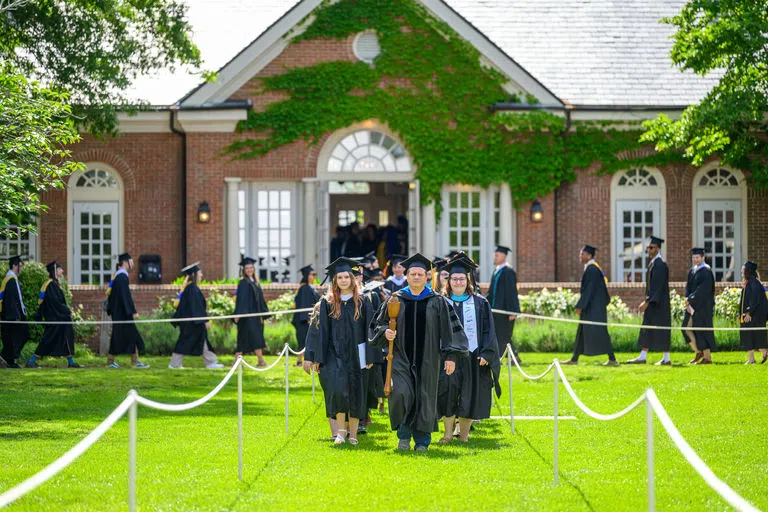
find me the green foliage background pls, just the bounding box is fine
[227,0,687,215]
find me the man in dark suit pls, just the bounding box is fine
[626,236,672,365]
[486,245,521,362]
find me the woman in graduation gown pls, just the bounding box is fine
[739,260,768,364]
[26,261,81,368]
[383,254,407,294]
[437,257,501,443]
[292,265,319,367]
[303,257,375,446]
[234,256,269,367]
[169,263,224,369]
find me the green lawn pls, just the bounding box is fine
[0,352,766,511]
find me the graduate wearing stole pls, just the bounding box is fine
[106,253,147,369]
[169,263,224,369]
[305,258,375,446]
[383,254,407,294]
[370,253,469,452]
[233,256,269,367]
[0,255,29,368]
[437,257,501,443]
[739,260,768,364]
[26,261,80,368]
[291,265,319,367]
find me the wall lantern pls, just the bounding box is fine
[198,201,211,223]
[530,199,543,223]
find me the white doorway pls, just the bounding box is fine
[73,202,119,285]
[614,200,660,282]
[696,199,741,281]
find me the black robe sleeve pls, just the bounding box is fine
[172,283,207,327]
[40,282,72,321]
[742,278,763,315]
[688,269,715,312]
[646,260,668,305]
[476,296,502,398]
[109,275,136,319]
[311,299,331,365]
[292,285,319,324]
[575,266,599,311]
[1,278,25,320]
[233,280,250,318]
[503,268,520,313]
[438,296,469,362]
[369,295,392,349]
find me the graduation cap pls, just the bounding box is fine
[363,267,384,282]
[581,245,596,256]
[744,260,758,273]
[432,256,448,270]
[401,253,432,272]
[118,253,132,264]
[181,262,201,276]
[239,256,257,266]
[495,245,511,255]
[282,256,292,266]
[299,265,315,280]
[691,247,706,256]
[46,260,58,274]
[449,250,475,264]
[8,255,22,267]
[446,251,460,259]
[362,251,378,265]
[388,254,406,265]
[324,257,361,279]
[649,236,664,247]
[444,256,478,276]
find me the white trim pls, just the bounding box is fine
[176,109,249,133]
[353,31,382,64]
[115,112,171,133]
[610,168,666,282]
[180,0,560,108]
[66,163,125,281]
[691,163,748,280]
[494,109,684,129]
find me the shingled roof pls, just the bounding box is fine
[128,0,720,108]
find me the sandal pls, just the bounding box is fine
[438,436,453,444]
[334,429,347,445]
[349,436,358,446]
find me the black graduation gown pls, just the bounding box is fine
[292,284,319,352]
[0,275,28,360]
[171,283,213,356]
[35,280,74,357]
[234,278,268,352]
[574,264,614,356]
[308,296,374,419]
[364,289,386,406]
[687,265,716,351]
[486,265,520,355]
[107,273,145,355]
[370,290,469,433]
[438,294,501,420]
[740,278,768,350]
[681,268,697,344]
[637,257,671,352]
[383,277,407,294]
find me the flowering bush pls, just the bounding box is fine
[669,289,687,321]
[268,291,299,322]
[519,287,578,317]
[714,287,742,320]
[607,295,631,321]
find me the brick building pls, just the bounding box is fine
[5,0,767,289]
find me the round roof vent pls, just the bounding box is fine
[354,32,381,64]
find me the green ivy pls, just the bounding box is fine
[226,0,687,216]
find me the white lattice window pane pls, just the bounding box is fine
[328,158,343,172]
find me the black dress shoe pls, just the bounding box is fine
[654,360,672,366]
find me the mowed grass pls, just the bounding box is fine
[0,352,766,511]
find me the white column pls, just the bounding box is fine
[422,200,436,257]
[303,180,317,269]
[225,178,242,278]
[499,182,514,262]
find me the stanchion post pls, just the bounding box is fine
[128,390,138,512]
[237,360,243,482]
[506,344,514,435]
[646,392,655,512]
[284,345,290,434]
[553,361,559,486]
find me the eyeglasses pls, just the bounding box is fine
[450,277,467,282]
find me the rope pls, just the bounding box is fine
[240,347,289,372]
[492,308,767,331]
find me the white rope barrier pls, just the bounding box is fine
[491,308,767,331]
[286,346,306,356]
[240,346,288,372]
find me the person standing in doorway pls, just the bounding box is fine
[106,253,149,369]
[626,236,672,365]
[0,256,29,368]
[486,246,521,362]
[563,245,618,366]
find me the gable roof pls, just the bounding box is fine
[126,0,720,108]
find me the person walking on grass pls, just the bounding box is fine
[626,236,672,366]
[26,261,81,368]
[233,256,269,367]
[303,257,375,446]
[486,245,521,363]
[169,263,224,370]
[684,248,716,365]
[437,257,500,444]
[0,255,29,368]
[292,265,319,367]
[106,253,149,369]
[739,260,768,365]
[563,245,618,367]
[370,253,468,452]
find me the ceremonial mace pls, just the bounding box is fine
[384,296,400,398]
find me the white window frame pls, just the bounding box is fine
[696,199,741,282]
[0,223,39,262]
[610,168,666,282]
[692,163,747,282]
[67,163,124,282]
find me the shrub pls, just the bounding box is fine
[268,291,299,322]
[715,287,741,321]
[519,287,578,317]
[265,321,297,353]
[669,289,687,322]
[207,288,235,318]
[607,295,631,321]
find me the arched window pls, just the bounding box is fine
[327,130,412,173]
[67,164,124,285]
[692,165,746,281]
[611,168,666,282]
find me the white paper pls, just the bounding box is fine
[358,343,367,369]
